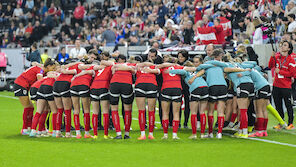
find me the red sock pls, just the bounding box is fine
[38,111,48,131]
[22,108,29,129]
[162,119,169,133]
[111,111,121,132]
[84,113,90,131]
[239,109,248,129]
[56,108,64,131]
[218,116,225,133]
[74,114,80,131]
[173,120,180,133]
[208,115,214,134]
[27,107,34,129]
[31,112,41,130]
[124,110,132,132]
[103,113,109,136]
[263,118,268,131]
[52,113,57,131]
[230,113,237,123]
[92,114,98,136]
[200,113,206,134]
[64,110,71,133]
[138,110,145,132]
[191,114,197,135]
[148,111,155,133]
[257,117,264,131]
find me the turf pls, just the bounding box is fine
[0,91,296,167]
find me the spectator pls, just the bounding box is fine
[153,24,165,41]
[202,15,214,27]
[70,39,87,59]
[26,42,41,63]
[41,49,49,64]
[0,48,8,81]
[253,18,263,45]
[157,2,169,27]
[288,14,296,32]
[204,44,215,62]
[13,4,25,21]
[213,18,225,44]
[101,26,116,46]
[245,17,255,38]
[73,1,85,26]
[55,47,69,64]
[285,1,296,16]
[16,23,26,35]
[4,5,13,20]
[0,4,6,23]
[25,22,34,35]
[183,21,194,45]
[39,2,48,16]
[48,3,57,16]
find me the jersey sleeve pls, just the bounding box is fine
[169,69,187,75]
[196,64,214,71]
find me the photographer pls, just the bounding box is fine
[253,18,263,45]
[26,42,41,63]
[268,41,295,130]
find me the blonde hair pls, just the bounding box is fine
[184,61,194,67]
[234,57,242,63]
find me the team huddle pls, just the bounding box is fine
[14,42,292,140]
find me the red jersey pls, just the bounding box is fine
[91,66,112,89]
[71,65,94,87]
[14,66,44,89]
[110,63,136,84]
[31,78,47,89]
[42,78,56,87]
[268,52,296,89]
[135,66,159,86]
[160,65,183,90]
[56,63,82,82]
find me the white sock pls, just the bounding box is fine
[116,132,122,136]
[149,132,153,136]
[164,133,168,137]
[141,131,145,136]
[23,129,28,132]
[125,132,129,136]
[238,129,242,134]
[242,128,248,135]
[52,130,56,134]
[76,130,81,135]
[85,131,89,135]
[27,127,31,131]
[56,130,61,134]
[66,132,71,136]
[173,133,177,137]
[31,129,36,133]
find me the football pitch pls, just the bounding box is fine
[0,91,295,167]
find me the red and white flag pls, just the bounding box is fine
[196,27,218,45]
[219,17,232,37]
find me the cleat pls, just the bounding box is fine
[56,133,64,138]
[65,134,75,138]
[172,136,180,140]
[161,135,168,140]
[285,124,295,130]
[248,126,254,133]
[114,135,122,139]
[29,131,37,137]
[207,133,213,138]
[104,135,113,139]
[124,135,130,139]
[52,133,56,138]
[84,134,93,138]
[223,125,233,130]
[216,133,222,139]
[41,133,50,137]
[200,134,208,139]
[273,124,282,130]
[21,130,30,135]
[248,131,263,137]
[93,135,98,139]
[262,131,268,137]
[183,125,189,129]
[148,135,155,140]
[233,132,241,138]
[240,134,248,138]
[76,134,82,139]
[137,135,146,140]
[188,134,197,139]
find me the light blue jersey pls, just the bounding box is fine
[241,66,269,91]
[169,69,208,93]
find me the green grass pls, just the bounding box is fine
[0,91,296,167]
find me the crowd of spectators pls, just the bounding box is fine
[1,0,296,49]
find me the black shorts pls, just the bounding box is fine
[70,85,90,97]
[208,85,228,102]
[53,81,71,97]
[135,83,158,98]
[160,88,182,102]
[14,83,28,96]
[190,87,209,101]
[109,82,134,105]
[37,85,54,101]
[30,87,39,101]
[0,67,6,72]
[237,83,255,99]
[227,89,236,99]
[255,85,271,99]
[90,88,109,101]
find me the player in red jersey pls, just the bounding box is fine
[101,55,136,139]
[90,64,112,139]
[14,58,56,135]
[29,69,61,137]
[30,77,50,137]
[134,59,160,140]
[53,61,82,138]
[70,50,98,139]
[157,60,184,140]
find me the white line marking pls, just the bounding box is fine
[0,94,18,100]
